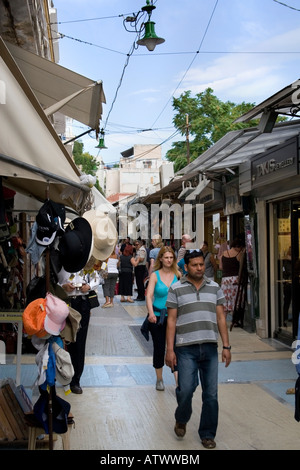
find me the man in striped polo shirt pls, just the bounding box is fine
[165,249,231,449]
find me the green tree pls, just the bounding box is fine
[166,88,259,172]
[73,140,104,194]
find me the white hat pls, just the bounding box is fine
[83,209,118,261]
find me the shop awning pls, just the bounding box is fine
[234,79,300,124]
[0,37,90,211]
[91,187,116,214]
[5,41,106,131]
[177,120,300,176]
[142,120,300,205]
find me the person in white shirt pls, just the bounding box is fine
[102,249,119,307]
[58,266,101,394]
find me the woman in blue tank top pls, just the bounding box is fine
[146,246,181,391]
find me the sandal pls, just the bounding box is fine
[202,438,216,449]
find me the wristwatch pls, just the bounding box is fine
[223,345,231,350]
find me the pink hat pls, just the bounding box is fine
[44,292,69,336]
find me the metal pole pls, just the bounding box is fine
[186,114,190,165]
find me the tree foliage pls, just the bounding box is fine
[166,88,259,172]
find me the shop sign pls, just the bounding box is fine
[0,311,23,322]
[251,138,298,188]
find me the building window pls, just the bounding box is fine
[143,161,152,169]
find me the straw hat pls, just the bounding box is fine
[83,209,117,261]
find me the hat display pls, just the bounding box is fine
[26,222,46,265]
[52,342,74,386]
[83,209,117,261]
[36,199,65,246]
[23,298,48,338]
[58,217,92,273]
[44,292,70,336]
[60,306,82,343]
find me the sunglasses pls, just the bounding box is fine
[187,249,202,253]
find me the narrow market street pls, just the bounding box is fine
[3,287,299,451]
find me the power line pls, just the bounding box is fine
[55,31,300,57]
[57,32,127,56]
[102,38,139,134]
[51,12,137,24]
[273,0,300,12]
[151,0,219,128]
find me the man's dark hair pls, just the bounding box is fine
[184,249,204,265]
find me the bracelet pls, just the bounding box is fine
[223,346,231,350]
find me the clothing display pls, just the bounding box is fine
[221,252,240,314]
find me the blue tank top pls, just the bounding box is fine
[153,270,177,313]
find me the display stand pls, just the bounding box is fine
[0,311,23,385]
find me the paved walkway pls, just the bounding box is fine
[1,287,300,451]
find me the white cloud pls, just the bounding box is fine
[174,27,300,104]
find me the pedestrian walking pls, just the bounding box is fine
[220,238,245,317]
[148,234,164,276]
[102,248,119,307]
[132,239,147,301]
[201,240,218,280]
[177,234,192,261]
[118,244,135,303]
[146,246,180,391]
[165,249,231,449]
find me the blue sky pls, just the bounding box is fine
[52,0,300,165]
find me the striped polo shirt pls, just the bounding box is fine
[166,276,225,347]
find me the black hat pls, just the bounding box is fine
[58,217,92,273]
[36,199,65,246]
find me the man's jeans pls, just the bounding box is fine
[175,343,219,440]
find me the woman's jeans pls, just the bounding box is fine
[175,342,219,440]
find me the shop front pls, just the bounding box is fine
[251,134,300,345]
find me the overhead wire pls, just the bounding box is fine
[150,0,219,128]
[54,0,298,163]
[272,0,300,11]
[54,31,300,57]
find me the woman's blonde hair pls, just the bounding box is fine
[153,246,180,278]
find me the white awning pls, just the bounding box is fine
[177,120,300,175]
[91,187,116,214]
[0,37,90,211]
[5,41,106,131]
[234,79,300,123]
[185,177,210,201]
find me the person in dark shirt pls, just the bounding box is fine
[221,238,245,317]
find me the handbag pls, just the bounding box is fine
[87,290,100,309]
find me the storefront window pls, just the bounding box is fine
[276,201,292,331]
[275,200,300,340]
